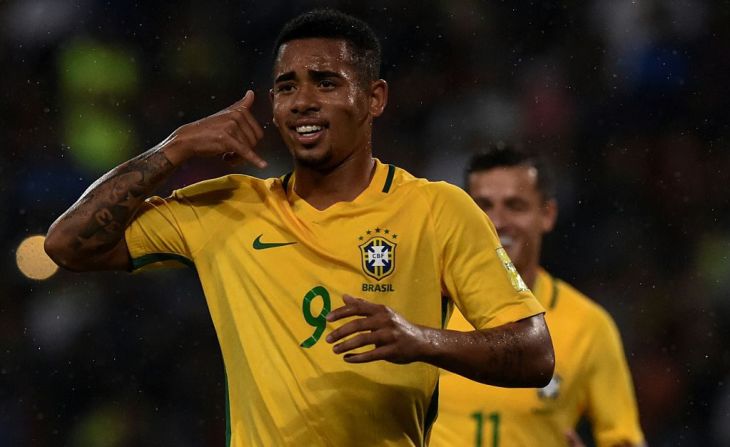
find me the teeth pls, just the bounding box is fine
[500,235,514,246]
[296,125,323,134]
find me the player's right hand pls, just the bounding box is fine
[161,90,267,168]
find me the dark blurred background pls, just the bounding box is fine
[2,0,729,445]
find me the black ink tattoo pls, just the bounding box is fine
[68,149,175,254]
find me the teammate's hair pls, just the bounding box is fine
[465,143,556,201]
[273,9,381,85]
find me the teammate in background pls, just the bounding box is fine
[44,10,554,446]
[430,145,645,447]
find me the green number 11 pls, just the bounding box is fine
[300,286,331,348]
[471,411,500,447]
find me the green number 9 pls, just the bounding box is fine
[300,286,331,348]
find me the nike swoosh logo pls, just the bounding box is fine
[252,234,297,250]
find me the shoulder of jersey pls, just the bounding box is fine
[171,174,275,201]
[387,164,418,187]
[390,167,469,200]
[554,278,616,328]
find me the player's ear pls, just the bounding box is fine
[369,79,388,118]
[269,88,279,128]
[541,199,558,233]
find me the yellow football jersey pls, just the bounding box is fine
[124,159,544,446]
[431,269,644,447]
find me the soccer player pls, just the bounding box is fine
[430,145,645,447]
[44,10,555,446]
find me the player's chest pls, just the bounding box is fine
[199,207,445,337]
[203,209,439,296]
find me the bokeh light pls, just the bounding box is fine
[59,38,139,97]
[16,235,59,280]
[64,106,136,172]
[59,38,139,174]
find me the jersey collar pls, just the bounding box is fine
[285,158,391,220]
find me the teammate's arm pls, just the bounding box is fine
[326,295,554,387]
[44,91,265,272]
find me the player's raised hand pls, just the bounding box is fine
[325,295,427,364]
[161,90,267,168]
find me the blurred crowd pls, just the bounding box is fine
[1,0,729,445]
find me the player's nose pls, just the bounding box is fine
[291,84,320,114]
[487,207,506,231]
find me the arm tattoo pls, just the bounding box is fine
[68,149,175,253]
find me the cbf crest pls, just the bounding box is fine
[358,228,397,281]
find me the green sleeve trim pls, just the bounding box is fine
[131,253,195,270]
[424,381,440,443]
[382,164,396,193]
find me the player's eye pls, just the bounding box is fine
[474,198,492,211]
[508,200,529,212]
[275,83,295,93]
[319,79,336,89]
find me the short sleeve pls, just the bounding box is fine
[585,312,645,447]
[427,183,545,329]
[125,192,202,270]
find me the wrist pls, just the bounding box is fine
[158,134,191,167]
[416,326,442,363]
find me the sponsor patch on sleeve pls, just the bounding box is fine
[496,247,528,292]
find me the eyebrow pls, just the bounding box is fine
[274,69,343,84]
[505,197,529,205]
[310,70,341,80]
[274,72,296,83]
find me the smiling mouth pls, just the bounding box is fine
[500,235,515,248]
[295,124,323,135]
[292,124,326,146]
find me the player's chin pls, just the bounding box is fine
[510,247,528,270]
[293,148,332,169]
[503,245,519,262]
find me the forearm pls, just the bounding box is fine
[45,142,179,270]
[419,314,555,387]
[44,91,265,271]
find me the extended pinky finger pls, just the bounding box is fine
[237,147,267,169]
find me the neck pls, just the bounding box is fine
[293,149,375,211]
[520,263,539,290]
